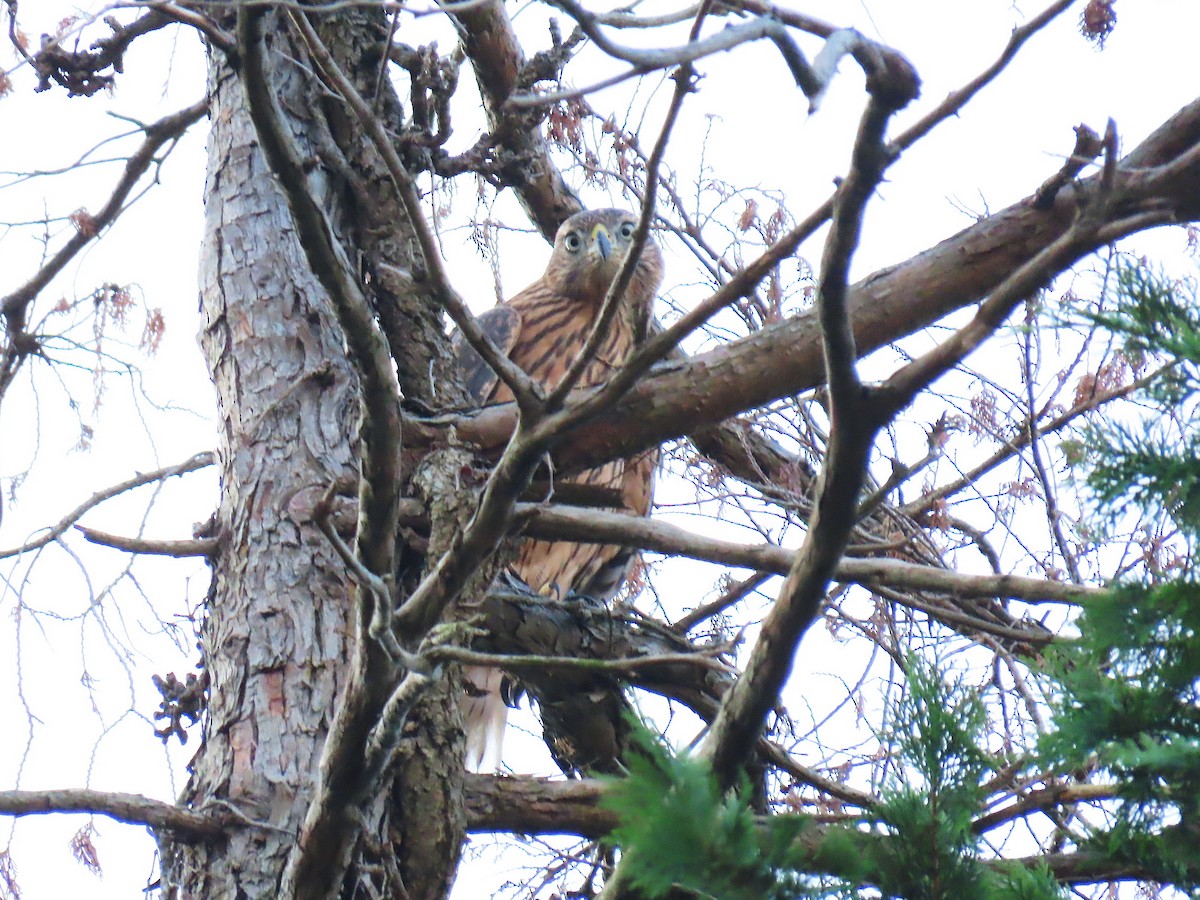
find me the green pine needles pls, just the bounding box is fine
[1042,581,1200,889]
[1076,258,1200,539]
[602,659,1065,899]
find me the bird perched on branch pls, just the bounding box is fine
[454,207,663,773]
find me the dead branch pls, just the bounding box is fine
[887,0,1076,153]
[75,526,217,557]
[26,9,173,96]
[0,452,214,561]
[463,773,613,838]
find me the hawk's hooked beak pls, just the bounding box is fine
[590,224,612,261]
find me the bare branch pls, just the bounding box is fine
[1,99,207,328]
[0,452,215,561]
[673,572,773,634]
[0,789,227,840]
[973,782,1117,834]
[429,643,733,675]
[513,503,1102,606]
[870,171,1174,419]
[541,0,866,109]
[74,526,217,557]
[464,774,613,838]
[1033,123,1106,209]
[697,58,917,789]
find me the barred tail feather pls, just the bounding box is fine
[463,665,508,773]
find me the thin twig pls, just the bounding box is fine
[1,100,207,323]
[0,452,215,561]
[542,25,699,410]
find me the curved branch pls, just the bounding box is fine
[546,0,856,105]
[1,99,208,327]
[0,452,215,561]
[697,69,914,788]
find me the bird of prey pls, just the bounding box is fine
[454,207,663,772]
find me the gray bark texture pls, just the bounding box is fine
[161,11,468,898]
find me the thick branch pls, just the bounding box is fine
[411,95,1200,476]
[461,775,1198,887]
[464,774,613,837]
[696,61,911,790]
[870,126,1174,420]
[0,789,227,840]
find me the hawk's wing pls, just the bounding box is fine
[452,305,522,404]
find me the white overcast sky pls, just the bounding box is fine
[2,1,1199,898]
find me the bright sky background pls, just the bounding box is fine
[2,1,1199,897]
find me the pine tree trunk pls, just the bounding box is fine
[159,11,467,897]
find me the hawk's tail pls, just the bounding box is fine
[463,665,507,773]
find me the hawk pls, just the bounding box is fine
[454,208,664,772]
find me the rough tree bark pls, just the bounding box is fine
[162,11,470,898]
[161,28,361,896]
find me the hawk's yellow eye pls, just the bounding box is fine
[564,232,583,252]
[618,221,636,239]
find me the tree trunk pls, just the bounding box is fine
[160,13,466,897]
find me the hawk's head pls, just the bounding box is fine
[544,208,664,307]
